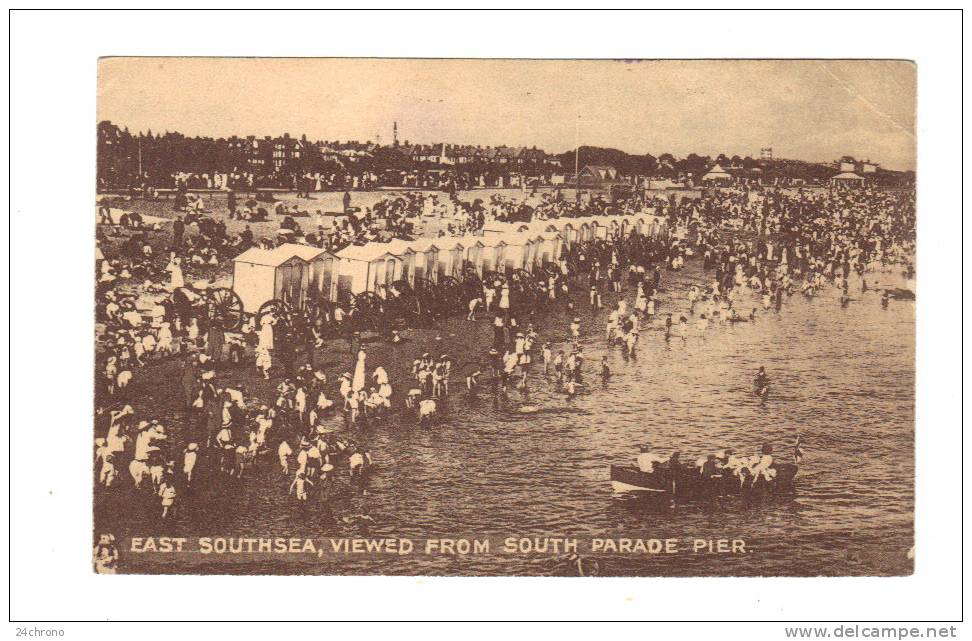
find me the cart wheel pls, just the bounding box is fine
[438,276,464,311]
[482,270,506,288]
[353,291,385,318]
[206,288,244,331]
[258,298,290,328]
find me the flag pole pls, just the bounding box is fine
[574,114,580,203]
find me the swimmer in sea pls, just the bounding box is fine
[289,472,313,502]
[753,367,770,401]
[601,356,611,382]
[563,378,584,397]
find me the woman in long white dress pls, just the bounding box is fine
[165,254,185,291]
[258,316,275,352]
[352,349,367,393]
[499,286,511,311]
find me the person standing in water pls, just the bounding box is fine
[753,366,770,400]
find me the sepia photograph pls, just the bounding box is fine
[92,57,916,578]
[7,6,965,629]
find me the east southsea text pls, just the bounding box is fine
[128,536,750,556]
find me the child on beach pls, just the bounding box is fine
[289,472,314,501]
[158,480,177,519]
[99,453,118,488]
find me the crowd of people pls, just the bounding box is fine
[95,181,915,569]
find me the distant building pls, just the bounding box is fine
[836,155,880,175]
[830,171,866,188]
[577,165,621,186]
[701,163,732,183]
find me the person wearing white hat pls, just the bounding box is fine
[253,408,272,449]
[277,439,293,476]
[606,307,619,342]
[133,421,155,461]
[417,398,437,425]
[99,451,118,488]
[348,447,371,480]
[372,366,389,386]
[158,478,177,519]
[182,443,198,484]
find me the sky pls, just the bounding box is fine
[98,58,916,170]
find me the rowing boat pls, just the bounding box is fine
[610,462,798,497]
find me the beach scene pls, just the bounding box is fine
[93,58,916,577]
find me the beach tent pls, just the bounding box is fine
[453,236,485,274]
[573,217,596,243]
[477,235,508,274]
[645,215,669,240]
[278,243,337,301]
[536,231,562,266]
[232,247,308,313]
[493,232,530,274]
[334,243,409,300]
[592,215,620,240]
[617,217,631,237]
[433,237,466,280]
[409,238,441,283]
[526,233,558,271]
[521,234,541,272]
[553,220,578,246]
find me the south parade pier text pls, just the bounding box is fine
[128,537,750,557]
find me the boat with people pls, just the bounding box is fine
[609,461,798,497]
[610,443,800,498]
[884,287,915,300]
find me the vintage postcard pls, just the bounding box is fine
[93,58,915,577]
